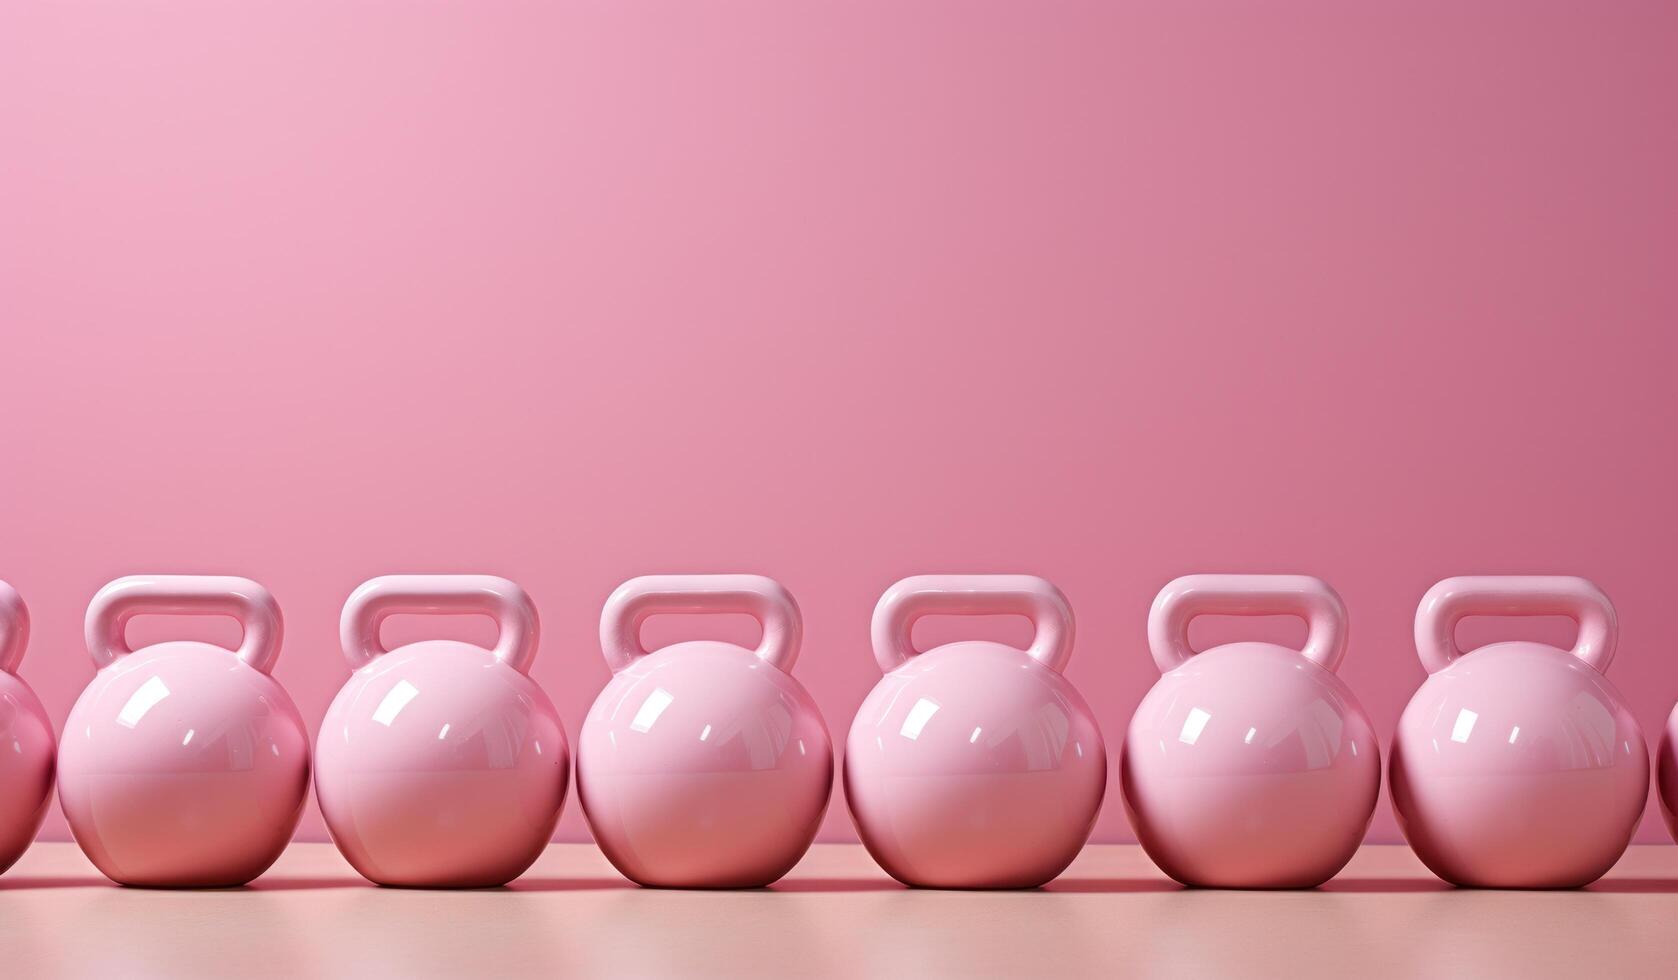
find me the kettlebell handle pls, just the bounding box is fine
[0,581,28,675]
[340,575,539,674]
[86,575,284,674]
[1148,574,1348,674]
[600,574,802,674]
[871,575,1075,674]
[1414,575,1617,675]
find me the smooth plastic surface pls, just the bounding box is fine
[57,576,309,887]
[1390,576,1648,888]
[1121,575,1379,888]
[0,582,54,876]
[578,575,832,888]
[844,575,1105,889]
[316,575,567,887]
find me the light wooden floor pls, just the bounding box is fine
[4,842,1678,978]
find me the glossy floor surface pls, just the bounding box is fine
[3,843,1677,978]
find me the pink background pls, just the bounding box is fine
[3,1,1676,847]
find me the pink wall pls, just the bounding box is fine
[3,0,1677,846]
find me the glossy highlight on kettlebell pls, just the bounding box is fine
[57,576,310,887]
[1389,576,1647,888]
[0,582,55,877]
[844,575,1106,889]
[315,575,568,888]
[577,575,832,888]
[1121,575,1379,888]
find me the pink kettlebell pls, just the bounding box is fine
[316,575,568,887]
[1121,575,1379,888]
[1659,709,1678,842]
[58,576,310,886]
[0,582,54,876]
[1390,576,1647,887]
[1657,706,1678,843]
[578,575,832,888]
[845,575,1105,888]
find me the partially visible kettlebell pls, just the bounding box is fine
[0,582,54,876]
[58,576,310,887]
[1659,706,1678,842]
[844,575,1106,889]
[1654,698,1678,843]
[1390,576,1647,888]
[1121,575,1379,888]
[316,575,568,887]
[578,575,832,888]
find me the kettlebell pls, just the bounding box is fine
[0,582,54,876]
[316,575,568,887]
[1656,706,1678,843]
[58,575,310,886]
[1121,575,1379,888]
[578,575,832,888]
[844,575,1105,889]
[1659,708,1678,842]
[1390,576,1647,888]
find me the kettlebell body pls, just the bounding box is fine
[1657,706,1678,843]
[58,576,310,887]
[1390,576,1647,888]
[0,583,54,876]
[316,575,568,888]
[844,575,1105,889]
[578,575,831,888]
[1121,575,1379,888]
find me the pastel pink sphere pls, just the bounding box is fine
[1121,644,1380,888]
[0,672,55,876]
[844,642,1106,889]
[315,641,569,888]
[1390,643,1647,888]
[57,642,310,887]
[578,642,832,888]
